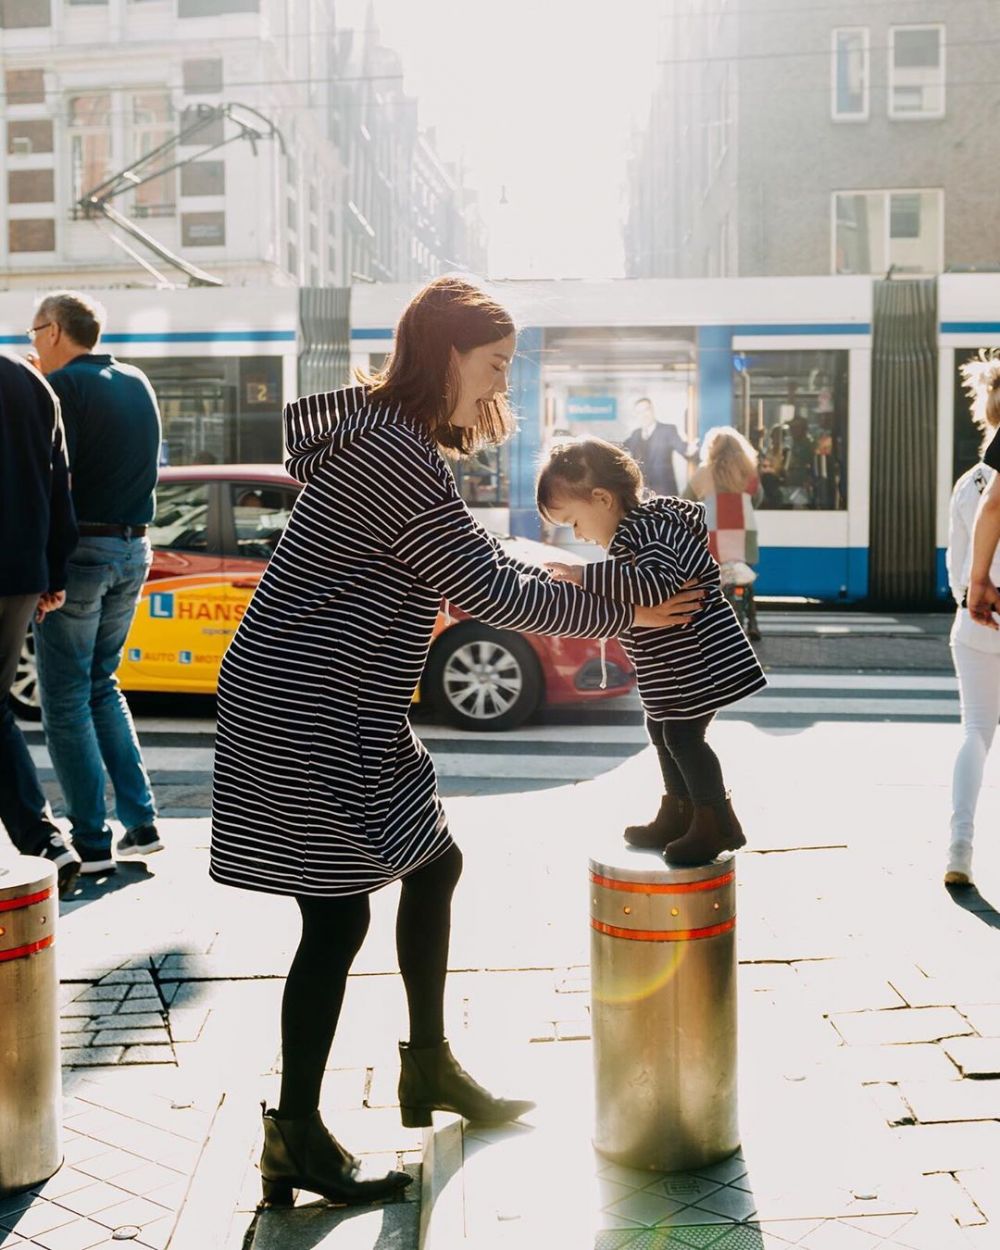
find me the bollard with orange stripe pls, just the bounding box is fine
[0,858,62,1195]
[589,847,740,1173]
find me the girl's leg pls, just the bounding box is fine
[661,713,726,804]
[277,892,371,1119]
[646,716,690,797]
[950,641,1000,846]
[396,843,464,1046]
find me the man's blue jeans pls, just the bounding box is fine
[34,536,156,851]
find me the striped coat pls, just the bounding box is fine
[210,388,632,898]
[581,496,766,720]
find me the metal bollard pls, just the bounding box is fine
[0,857,62,1194]
[590,846,739,1172]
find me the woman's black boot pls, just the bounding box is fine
[398,1041,535,1128]
[624,794,694,849]
[259,1104,412,1207]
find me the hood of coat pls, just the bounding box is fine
[630,493,707,542]
[284,385,432,484]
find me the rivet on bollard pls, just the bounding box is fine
[623,906,631,915]
[670,907,679,916]
[112,1227,141,1240]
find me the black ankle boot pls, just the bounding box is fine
[259,1104,412,1207]
[398,1041,535,1128]
[624,794,693,850]
[663,794,746,867]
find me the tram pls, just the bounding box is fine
[3,272,998,607]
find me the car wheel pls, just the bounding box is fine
[10,630,41,721]
[424,623,543,732]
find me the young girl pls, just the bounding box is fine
[945,351,1000,886]
[539,437,767,865]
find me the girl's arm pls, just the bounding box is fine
[392,493,632,639]
[578,524,708,605]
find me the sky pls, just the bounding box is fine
[342,0,663,280]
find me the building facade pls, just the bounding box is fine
[0,0,485,289]
[625,0,1000,279]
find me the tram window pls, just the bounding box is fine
[732,351,849,511]
[454,445,510,507]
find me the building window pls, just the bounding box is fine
[287,198,297,230]
[833,189,942,275]
[182,58,223,94]
[733,351,849,511]
[889,25,944,119]
[8,218,55,251]
[287,243,298,273]
[5,68,45,105]
[131,91,175,217]
[832,28,869,120]
[181,160,225,196]
[181,211,225,246]
[178,0,258,15]
[179,105,224,146]
[7,118,53,156]
[0,0,51,28]
[69,95,111,204]
[8,168,54,203]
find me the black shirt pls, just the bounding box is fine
[0,353,78,596]
[984,426,1000,473]
[47,353,160,525]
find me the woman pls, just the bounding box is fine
[210,277,702,1208]
[945,351,1000,887]
[687,426,762,640]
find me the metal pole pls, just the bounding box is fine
[590,847,739,1172]
[0,858,62,1194]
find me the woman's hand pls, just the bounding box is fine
[968,577,1000,630]
[633,580,705,629]
[544,561,583,586]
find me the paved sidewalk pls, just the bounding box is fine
[2,709,998,1249]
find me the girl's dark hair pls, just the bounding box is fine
[536,437,643,520]
[362,276,516,456]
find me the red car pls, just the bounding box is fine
[12,465,635,732]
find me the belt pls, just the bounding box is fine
[78,523,148,538]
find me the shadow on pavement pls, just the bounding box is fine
[59,859,156,913]
[246,1197,417,1250]
[946,882,1000,929]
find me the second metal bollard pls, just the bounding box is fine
[590,847,739,1172]
[0,858,62,1194]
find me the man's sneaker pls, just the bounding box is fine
[29,830,82,896]
[76,840,117,876]
[117,824,163,858]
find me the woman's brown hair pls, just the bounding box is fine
[362,276,516,456]
[960,349,1000,456]
[701,426,759,494]
[536,437,643,520]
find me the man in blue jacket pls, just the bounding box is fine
[29,292,162,875]
[0,352,81,893]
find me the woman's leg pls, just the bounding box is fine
[950,641,1000,844]
[396,844,463,1046]
[661,713,726,804]
[277,892,371,1119]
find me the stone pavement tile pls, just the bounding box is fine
[92,1027,171,1047]
[918,1172,986,1228]
[794,961,907,1014]
[900,1078,1000,1122]
[108,1161,185,1197]
[942,1037,1000,1076]
[830,1008,974,1047]
[119,1044,177,1064]
[691,1185,758,1222]
[322,1106,424,1155]
[863,1083,915,1127]
[829,1043,960,1086]
[958,1005,1000,1037]
[0,1201,76,1239]
[0,1195,34,1224]
[839,1212,917,1239]
[889,970,1000,1009]
[891,1121,1000,1174]
[889,1210,970,1249]
[250,1200,418,1250]
[134,1214,175,1250]
[62,1046,125,1067]
[75,1149,152,1182]
[116,998,170,1016]
[49,1180,134,1217]
[954,1168,1000,1223]
[0,1231,26,1249]
[29,1168,101,1201]
[604,1190,687,1227]
[28,1218,114,1250]
[166,1006,209,1043]
[90,1012,164,1031]
[90,1194,173,1230]
[73,985,130,1005]
[98,969,156,986]
[59,1135,108,1169]
[797,1218,883,1249]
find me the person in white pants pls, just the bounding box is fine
[946,352,1000,886]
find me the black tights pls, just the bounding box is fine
[277,844,464,1118]
[647,713,726,804]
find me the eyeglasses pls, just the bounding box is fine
[26,322,52,340]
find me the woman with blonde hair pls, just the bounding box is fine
[945,351,1000,886]
[687,426,762,640]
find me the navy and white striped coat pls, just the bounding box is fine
[210,387,633,898]
[581,496,767,720]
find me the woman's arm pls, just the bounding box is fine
[968,474,1000,627]
[946,486,970,607]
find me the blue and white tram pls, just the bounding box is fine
[351,276,874,602]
